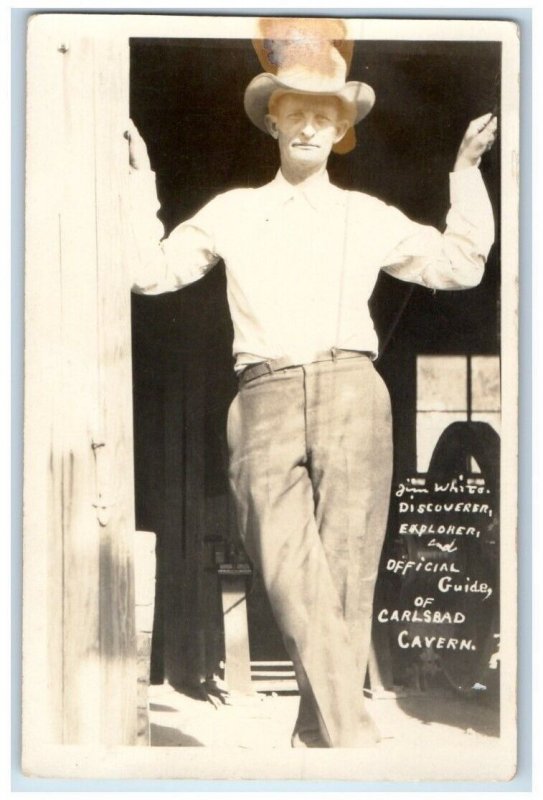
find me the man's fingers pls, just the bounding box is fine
[124,120,151,170]
[124,119,139,141]
[466,112,498,137]
[464,115,498,158]
[470,111,493,130]
[483,116,498,136]
[480,119,498,147]
[455,112,497,167]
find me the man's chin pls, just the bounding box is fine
[290,148,323,164]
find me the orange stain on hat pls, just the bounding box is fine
[248,18,374,154]
[254,18,354,78]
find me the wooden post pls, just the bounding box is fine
[134,531,157,745]
[219,569,253,695]
[24,18,137,754]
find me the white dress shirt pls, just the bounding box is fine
[129,167,494,372]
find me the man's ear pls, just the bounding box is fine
[265,114,279,139]
[333,120,350,144]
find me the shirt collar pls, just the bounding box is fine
[265,169,340,212]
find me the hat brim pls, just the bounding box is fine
[244,72,375,134]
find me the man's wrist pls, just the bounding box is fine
[453,154,481,172]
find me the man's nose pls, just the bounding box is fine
[300,119,317,138]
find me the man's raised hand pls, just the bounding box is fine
[124,120,151,171]
[454,113,498,171]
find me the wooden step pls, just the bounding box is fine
[250,661,297,693]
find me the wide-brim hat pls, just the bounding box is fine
[244,34,375,154]
[244,71,375,134]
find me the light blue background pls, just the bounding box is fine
[11,6,532,792]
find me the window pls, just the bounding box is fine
[416,355,500,473]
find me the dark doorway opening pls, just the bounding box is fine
[129,35,500,693]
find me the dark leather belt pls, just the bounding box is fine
[238,349,372,386]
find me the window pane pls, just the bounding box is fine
[417,355,467,411]
[471,356,501,411]
[416,411,467,473]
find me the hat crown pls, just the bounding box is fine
[273,46,348,94]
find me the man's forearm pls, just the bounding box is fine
[417,166,494,291]
[127,167,169,294]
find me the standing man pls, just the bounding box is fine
[127,40,496,748]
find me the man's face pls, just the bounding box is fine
[265,93,349,171]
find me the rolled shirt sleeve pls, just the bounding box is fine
[381,166,495,290]
[128,168,221,295]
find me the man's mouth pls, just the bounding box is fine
[292,143,319,149]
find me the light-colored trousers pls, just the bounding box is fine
[227,356,393,747]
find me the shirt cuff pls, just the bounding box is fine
[449,165,487,205]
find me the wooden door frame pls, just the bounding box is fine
[23,16,136,762]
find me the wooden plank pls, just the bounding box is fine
[24,20,137,751]
[134,531,157,745]
[24,21,66,751]
[221,577,253,694]
[251,680,299,694]
[136,632,152,744]
[250,671,296,678]
[134,531,157,634]
[93,34,137,747]
[57,32,103,745]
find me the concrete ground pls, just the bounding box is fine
[149,680,499,752]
